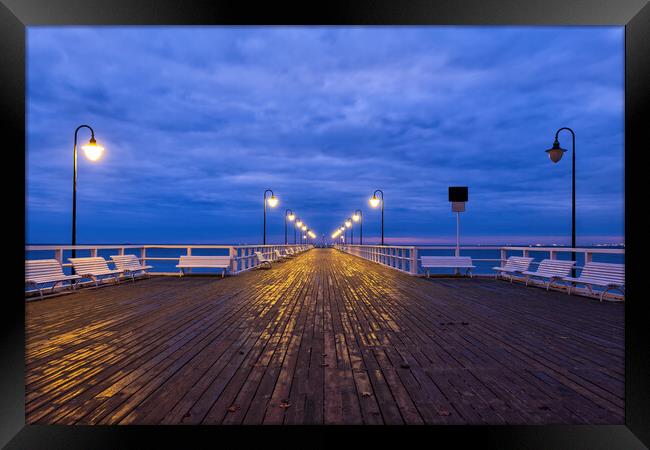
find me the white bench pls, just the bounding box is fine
[111,254,153,281]
[176,255,231,277]
[274,249,290,261]
[562,262,625,301]
[420,256,475,277]
[522,259,575,291]
[25,259,82,298]
[255,251,273,269]
[493,256,534,282]
[69,257,125,286]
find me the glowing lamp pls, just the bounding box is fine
[81,137,105,161]
[267,195,278,207]
[369,195,380,208]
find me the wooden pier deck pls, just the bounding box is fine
[25,248,624,425]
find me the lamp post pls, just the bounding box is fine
[72,125,105,262]
[295,219,303,244]
[369,189,384,245]
[263,189,278,245]
[545,127,576,275]
[352,209,362,245]
[284,209,295,245]
[345,218,352,245]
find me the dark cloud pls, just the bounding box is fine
[26,26,624,244]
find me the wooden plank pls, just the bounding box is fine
[25,248,624,425]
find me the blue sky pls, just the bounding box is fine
[26,26,624,245]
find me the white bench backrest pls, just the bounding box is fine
[178,255,231,267]
[25,259,65,280]
[421,256,473,267]
[532,259,575,277]
[579,262,625,284]
[274,249,283,258]
[255,251,270,262]
[69,257,112,273]
[502,256,534,272]
[111,254,146,271]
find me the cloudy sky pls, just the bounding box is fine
[26,26,624,245]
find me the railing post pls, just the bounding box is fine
[585,251,592,264]
[229,247,238,274]
[54,249,63,264]
[500,248,507,267]
[410,247,418,275]
[140,247,147,266]
[118,247,125,255]
[90,248,97,257]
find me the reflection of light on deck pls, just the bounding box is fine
[25,249,624,425]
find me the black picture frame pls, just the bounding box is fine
[2,0,648,448]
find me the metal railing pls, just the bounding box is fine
[25,243,313,281]
[335,244,624,275]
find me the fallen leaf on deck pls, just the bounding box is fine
[437,410,451,416]
[361,392,372,397]
[279,401,292,409]
[227,405,239,413]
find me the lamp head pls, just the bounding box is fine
[369,195,380,208]
[296,220,303,227]
[288,213,295,221]
[81,136,105,162]
[352,213,360,222]
[301,225,307,231]
[267,194,278,207]
[545,139,566,163]
[345,219,352,228]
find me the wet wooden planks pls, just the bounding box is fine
[25,248,624,425]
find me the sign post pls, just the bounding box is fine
[448,187,469,267]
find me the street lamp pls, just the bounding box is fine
[301,224,307,244]
[285,209,295,245]
[72,125,105,261]
[294,218,303,244]
[545,127,576,275]
[369,189,384,245]
[263,189,278,245]
[345,218,352,244]
[352,209,363,245]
